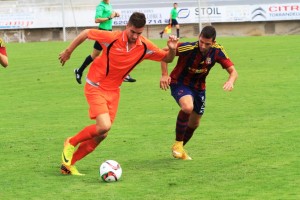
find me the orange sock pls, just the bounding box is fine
[71,138,99,165]
[69,124,98,147]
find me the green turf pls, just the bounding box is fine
[0,35,299,200]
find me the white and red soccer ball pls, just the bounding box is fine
[99,160,122,182]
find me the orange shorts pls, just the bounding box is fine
[84,83,120,122]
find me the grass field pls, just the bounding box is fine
[0,35,299,200]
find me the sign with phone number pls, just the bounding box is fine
[113,8,170,26]
[114,19,163,25]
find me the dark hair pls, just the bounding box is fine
[128,12,146,28]
[200,26,216,41]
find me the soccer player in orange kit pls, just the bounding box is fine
[58,12,178,175]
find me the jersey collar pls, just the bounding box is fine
[122,31,142,46]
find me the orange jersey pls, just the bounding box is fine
[87,29,168,90]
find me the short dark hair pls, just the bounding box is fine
[128,12,146,28]
[200,26,216,41]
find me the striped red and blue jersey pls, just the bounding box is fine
[170,41,234,91]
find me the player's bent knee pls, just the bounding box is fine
[96,124,111,135]
[181,106,194,114]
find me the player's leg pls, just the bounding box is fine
[176,24,180,38]
[184,112,201,146]
[179,112,201,160]
[61,85,119,175]
[172,95,194,159]
[68,113,111,148]
[61,132,108,176]
[170,84,194,159]
[71,134,106,166]
[74,41,102,84]
[159,28,164,38]
[176,95,194,140]
[62,84,115,163]
[184,89,205,145]
[184,111,202,147]
[180,90,205,160]
[61,113,111,175]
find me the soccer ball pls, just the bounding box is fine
[99,160,122,182]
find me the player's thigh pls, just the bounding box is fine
[178,95,194,113]
[84,84,120,122]
[171,83,194,112]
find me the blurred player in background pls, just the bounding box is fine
[0,38,8,68]
[160,26,238,160]
[160,3,180,39]
[74,0,136,84]
[59,12,178,175]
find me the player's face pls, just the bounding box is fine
[126,25,144,44]
[199,36,215,54]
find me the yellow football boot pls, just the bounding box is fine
[61,137,75,166]
[61,164,85,176]
[182,150,192,160]
[171,141,184,159]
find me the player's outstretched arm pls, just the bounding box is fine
[160,61,171,90]
[160,46,171,90]
[59,29,90,66]
[162,35,178,63]
[223,65,238,91]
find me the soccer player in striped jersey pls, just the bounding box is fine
[160,26,238,160]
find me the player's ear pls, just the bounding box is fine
[126,23,131,29]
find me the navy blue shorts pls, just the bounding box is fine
[170,83,206,115]
[93,28,112,51]
[170,19,179,26]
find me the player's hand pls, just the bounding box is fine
[58,49,71,66]
[167,35,179,50]
[112,11,120,18]
[223,81,234,91]
[115,11,120,17]
[160,75,171,90]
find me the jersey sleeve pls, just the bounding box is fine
[215,46,234,69]
[87,29,114,44]
[88,29,103,41]
[95,4,105,19]
[143,38,168,62]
